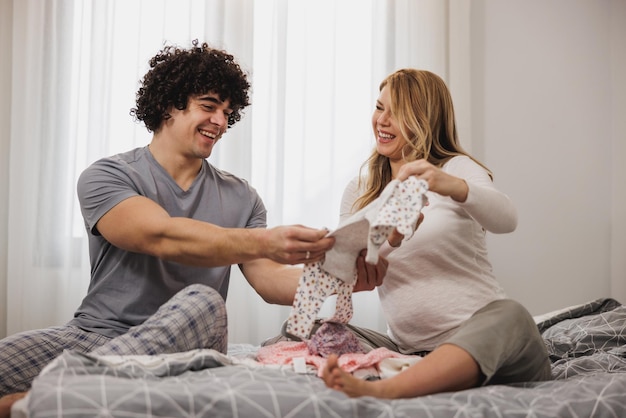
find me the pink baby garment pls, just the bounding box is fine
[286,177,428,340]
[306,322,364,357]
[256,340,420,378]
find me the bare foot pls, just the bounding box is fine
[323,344,481,400]
[0,392,28,418]
[322,354,384,398]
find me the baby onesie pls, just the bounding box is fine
[322,176,429,283]
[286,177,428,340]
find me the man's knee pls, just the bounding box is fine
[178,284,227,325]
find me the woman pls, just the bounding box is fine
[322,69,551,399]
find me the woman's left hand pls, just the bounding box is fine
[352,249,387,292]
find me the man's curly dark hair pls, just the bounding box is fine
[130,40,251,132]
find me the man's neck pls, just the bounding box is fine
[148,138,203,191]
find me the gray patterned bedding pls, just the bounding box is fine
[14,298,626,417]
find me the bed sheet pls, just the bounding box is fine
[15,298,626,418]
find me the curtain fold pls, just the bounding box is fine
[0,0,13,339]
[1,0,453,344]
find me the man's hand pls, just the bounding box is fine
[261,225,335,265]
[352,249,388,292]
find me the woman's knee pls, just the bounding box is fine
[490,299,534,327]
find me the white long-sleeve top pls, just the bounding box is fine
[340,156,517,353]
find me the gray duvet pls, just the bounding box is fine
[19,298,626,417]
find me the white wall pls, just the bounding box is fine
[470,0,626,315]
[610,0,626,307]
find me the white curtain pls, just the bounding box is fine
[0,0,456,344]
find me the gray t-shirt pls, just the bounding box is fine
[69,146,266,338]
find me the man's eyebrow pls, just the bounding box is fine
[196,95,233,113]
[197,95,222,104]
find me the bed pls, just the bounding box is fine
[12,297,626,417]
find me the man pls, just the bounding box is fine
[0,40,386,407]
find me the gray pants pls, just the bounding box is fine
[445,298,552,384]
[0,284,227,396]
[271,298,552,385]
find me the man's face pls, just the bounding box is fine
[166,92,233,159]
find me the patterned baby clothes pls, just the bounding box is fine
[286,261,354,340]
[322,176,429,284]
[306,322,365,357]
[286,176,429,339]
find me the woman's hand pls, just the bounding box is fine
[396,159,468,202]
[352,249,387,292]
[387,212,425,247]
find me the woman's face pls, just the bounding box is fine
[371,85,406,163]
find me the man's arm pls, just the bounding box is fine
[241,259,301,305]
[95,195,334,267]
[241,249,389,306]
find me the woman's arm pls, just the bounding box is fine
[397,156,517,233]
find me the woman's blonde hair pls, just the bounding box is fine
[354,69,491,210]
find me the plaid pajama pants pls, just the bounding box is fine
[0,284,227,396]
